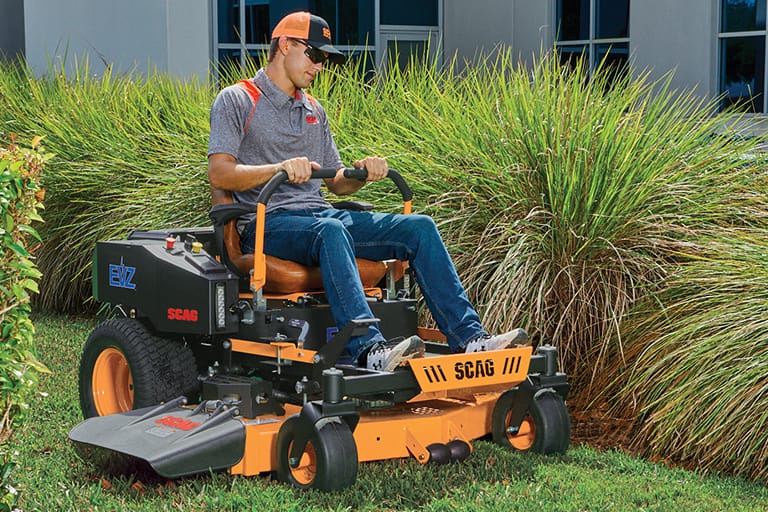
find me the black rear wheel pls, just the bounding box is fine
[79,318,198,418]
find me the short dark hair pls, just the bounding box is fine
[268,38,280,62]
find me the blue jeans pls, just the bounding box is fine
[241,208,485,361]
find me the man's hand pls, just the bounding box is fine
[279,157,319,184]
[353,156,388,181]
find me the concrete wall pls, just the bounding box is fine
[630,0,717,100]
[443,1,550,69]
[23,0,210,79]
[0,0,25,62]
[443,0,514,67]
[167,0,212,80]
[512,0,551,66]
[443,0,719,100]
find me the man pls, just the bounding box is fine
[208,11,526,372]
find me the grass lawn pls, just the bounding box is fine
[10,313,768,511]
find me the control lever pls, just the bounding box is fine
[288,318,309,348]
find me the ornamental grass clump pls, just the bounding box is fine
[598,229,768,481]
[0,60,213,312]
[318,50,765,394]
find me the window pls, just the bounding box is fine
[379,0,441,72]
[555,0,630,76]
[213,0,440,77]
[719,0,768,112]
[380,0,439,26]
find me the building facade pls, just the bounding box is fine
[0,1,766,113]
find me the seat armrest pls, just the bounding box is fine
[208,203,256,279]
[209,202,257,226]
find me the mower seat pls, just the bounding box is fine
[211,188,398,295]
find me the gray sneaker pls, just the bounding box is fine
[365,335,426,371]
[464,328,529,353]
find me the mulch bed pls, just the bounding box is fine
[568,398,636,453]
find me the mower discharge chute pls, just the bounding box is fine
[68,168,571,491]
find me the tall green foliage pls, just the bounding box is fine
[0,137,49,511]
[315,52,765,390]
[0,61,212,312]
[601,230,768,481]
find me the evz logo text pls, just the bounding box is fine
[108,258,136,290]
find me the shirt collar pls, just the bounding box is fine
[254,68,315,111]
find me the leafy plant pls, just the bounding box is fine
[0,136,50,511]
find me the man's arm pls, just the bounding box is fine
[208,153,317,191]
[324,156,389,196]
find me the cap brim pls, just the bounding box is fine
[309,41,346,65]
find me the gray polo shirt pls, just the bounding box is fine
[208,68,343,221]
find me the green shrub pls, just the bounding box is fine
[0,136,49,511]
[315,51,766,391]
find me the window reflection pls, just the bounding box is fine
[216,0,395,73]
[558,44,588,70]
[244,0,270,44]
[557,0,589,41]
[595,0,629,39]
[380,0,438,26]
[720,36,765,112]
[721,0,766,32]
[217,0,239,44]
[314,0,375,45]
[339,0,375,45]
[555,0,630,83]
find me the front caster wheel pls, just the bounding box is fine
[492,389,570,454]
[275,416,358,491]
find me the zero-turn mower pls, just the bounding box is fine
[68,168,571,491]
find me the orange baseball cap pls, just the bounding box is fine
[272,11,346,64]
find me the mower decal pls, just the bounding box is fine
[108,258,136,290]
[408,347,532,392]
[422,364,448,383]
[455,358,495,380]
[167,307,199,322]
[502,355,523,375]
[326,326,339,341]
[144,425,176,438]
[155,415,200,431]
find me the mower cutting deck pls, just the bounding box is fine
[69,169,570,491]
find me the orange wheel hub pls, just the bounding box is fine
[288,441,318,486]
[508,415,535,450]
[92,347,133,416]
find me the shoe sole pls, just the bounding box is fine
[487,328,529,352]
[383,340,426,372]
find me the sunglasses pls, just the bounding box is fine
[292,39,328,65]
